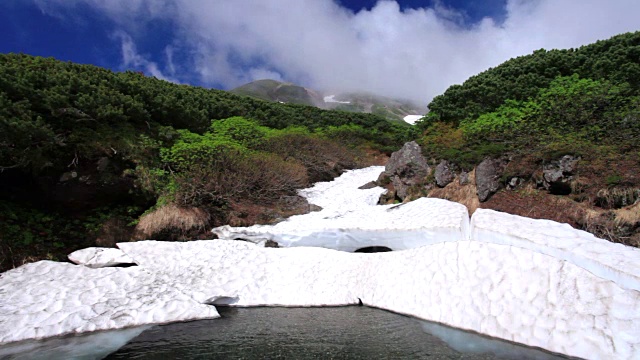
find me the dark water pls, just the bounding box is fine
[103,307,569,360]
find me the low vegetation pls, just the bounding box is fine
[0,54,409,271]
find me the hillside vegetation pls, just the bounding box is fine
[413,31,640,245]
[0,53,410,271]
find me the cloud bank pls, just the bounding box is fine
[34,0,640,104]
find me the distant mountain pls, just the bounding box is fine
[230,80,426,123]
[230,79,325,107]
[322,92,427,124]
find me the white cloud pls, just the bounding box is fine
[248,68,284,83]
[34,0,640,104]
[114,31,179,83]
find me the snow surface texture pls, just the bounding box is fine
[472,209,640,292]
[2,167,640,359]
[118,239,640,360]
[403,114,423,124]
[68,247,135,268]
[213,166,471,251]
[0,261,219,344]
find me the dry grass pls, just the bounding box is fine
[133,204,210,240]
[614,202,640,226]
[595,187,640,209]
[428,169,480,215]
[482,183,588,227]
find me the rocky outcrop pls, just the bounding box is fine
[378,141,430,202]
[476,158,507,202]
[434,160,456,188]
[542,155,580,195]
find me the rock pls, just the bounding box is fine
[391,176,409,199]
[384,141,429,177]
[59,171,77,182]
[378,189,398,205]
[358,181,378,190]
[507,177,523,190]
[376,171,391,185]
[264,240,279,248]
[381,141,430,201]
[435,160,456,188]
[96,157,110,172]
[542,155,579,195]
[459,171,469,186]
[476,158,507,202]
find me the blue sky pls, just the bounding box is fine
[1,1,638,103]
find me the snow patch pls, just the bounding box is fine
[403,114,423,124]
[323,94,351,104]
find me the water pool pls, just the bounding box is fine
[106,306,569,359]
[1,306,573,359]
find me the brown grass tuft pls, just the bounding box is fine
[614,202,640,226]
[133,204,210,240]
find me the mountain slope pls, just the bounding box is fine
[323,92,426,123]
[231,80,424,124]
[230,79,325,107]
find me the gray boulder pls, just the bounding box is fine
[542,155,579,195]
[434,160,456,188]
[382,141,430,200]
[476,158,507,202]
[384,141,430,177]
